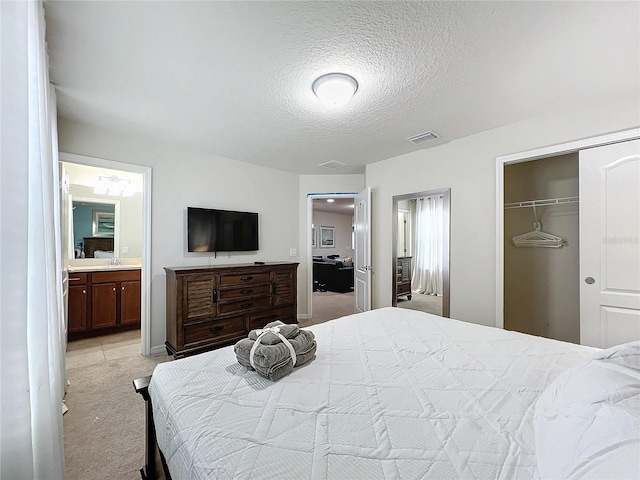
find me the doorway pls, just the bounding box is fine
[59,152,152,355]
[307,194,356,324]
[503,154,580,343]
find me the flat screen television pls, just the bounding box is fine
[187,207,259,253]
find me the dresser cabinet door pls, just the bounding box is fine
[273,267,296,306]
[183,274,217,323]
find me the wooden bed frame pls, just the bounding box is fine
[133,376,172,480]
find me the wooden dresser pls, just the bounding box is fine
[68,268,141,340]
[396,256,413,300]
[164,262,298,357]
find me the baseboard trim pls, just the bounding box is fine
[297,314,309,320]
[149,344,167,356]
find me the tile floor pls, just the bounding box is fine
[65,329,142,369]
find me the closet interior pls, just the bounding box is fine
[504,153,580,343]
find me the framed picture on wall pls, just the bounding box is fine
[312,225,317,248]
[320,226,335,248]
[92,210,115,237]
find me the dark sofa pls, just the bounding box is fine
[313,258,354,293]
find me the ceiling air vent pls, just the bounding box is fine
[318,160,346,170]
[406,131,439,145]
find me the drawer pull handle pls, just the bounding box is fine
[241,289,253,295]
[240,276,253,281]
[209,325,224,334]
[241,302,253,309]
[212,289,217,302]
[69,277,82,281]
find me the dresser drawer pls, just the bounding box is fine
[68,273,88,285]
[183,315,245,347]
[91,269,141,283]
[219,272,270,286]
[219,283,271,301]
[218,295,271,316]
[247,306,296,330]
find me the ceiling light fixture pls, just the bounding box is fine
[326,199,334,203]
[312,73,358,106]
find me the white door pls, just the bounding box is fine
[579,139,640,348]
[354,187,372,312]
[59,165,71,395]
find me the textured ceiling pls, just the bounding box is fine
[44,1,639,175]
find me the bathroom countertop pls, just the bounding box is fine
[67,264,142,273]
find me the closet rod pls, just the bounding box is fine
[504,196,579,210]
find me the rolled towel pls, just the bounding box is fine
[248,320,299,344]
[236,333,317,370]
[234,328,317,380]
[237,342,317,382]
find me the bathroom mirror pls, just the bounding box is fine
[62,161,145,261]
[392,188,450,317]
[71,198,118,258]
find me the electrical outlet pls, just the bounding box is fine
[289,248,297,257]
[122,246,129,254]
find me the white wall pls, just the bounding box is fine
[366,98,639,327]
[58,119,300,350]
[312,211,354,259]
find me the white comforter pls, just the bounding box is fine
[149,307,596,480]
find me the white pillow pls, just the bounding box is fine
[93,250,114,259]
[534,341,640,479]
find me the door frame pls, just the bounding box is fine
[306,192,357,320]
[59,152,152,355]
[495,128,640,330]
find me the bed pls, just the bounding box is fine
[135,307,640,480]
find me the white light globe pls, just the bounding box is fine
[312,73,358,106]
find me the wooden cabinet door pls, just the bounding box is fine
[273,267,295,306]
[183,274,216,323]
[120,280,141,325]
[68,284,88,333]
[92,283,117,329]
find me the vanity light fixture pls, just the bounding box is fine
[94,175,135,197]
[326,199,335,203]
[312,73,358,106]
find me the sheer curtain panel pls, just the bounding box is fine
[411,195,444,296]
[1,1,65,478]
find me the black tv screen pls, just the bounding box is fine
[187,207,259,252]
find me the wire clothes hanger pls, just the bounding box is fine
[511,205,567,248]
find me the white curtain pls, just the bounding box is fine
[1,1,65,478]
[411,195,444,296]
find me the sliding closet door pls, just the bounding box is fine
[579,139,640,348]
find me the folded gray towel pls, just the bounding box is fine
[237,342,317,381]
[247,320,299,345]
[234,328,317,381]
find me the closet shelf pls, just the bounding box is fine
[504,196,579,209]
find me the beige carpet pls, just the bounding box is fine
[63,352,169,480]
[299,290,355,327]
[397,292,443,315]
